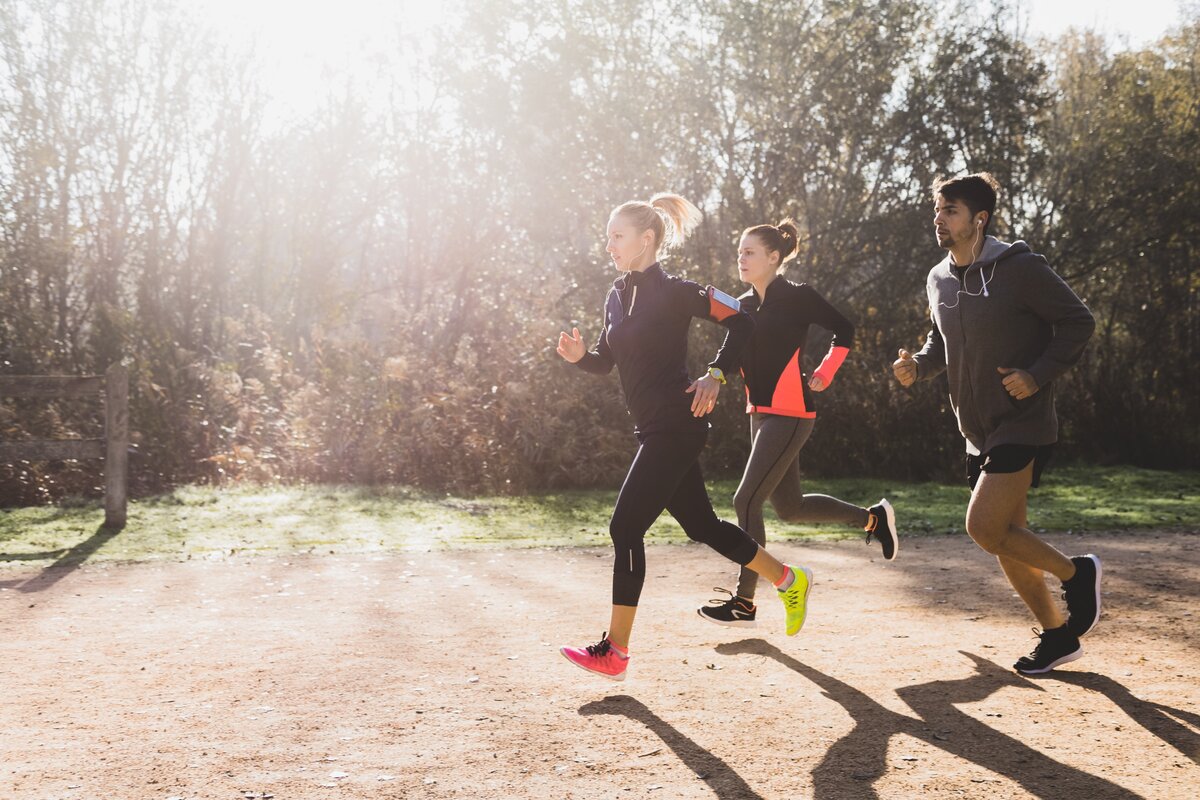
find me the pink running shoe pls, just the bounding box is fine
[560,633,628,681]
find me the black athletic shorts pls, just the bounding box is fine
[966,444,1054,491]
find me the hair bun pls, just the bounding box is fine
[776,218,799,261]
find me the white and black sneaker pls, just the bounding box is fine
[1062,554,1102,638]
[865,499,898,561]
[697,588,757,628]
[1014,625,1083,675]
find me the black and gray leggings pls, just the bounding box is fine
[609,425,760,607]
[732,413,869,599]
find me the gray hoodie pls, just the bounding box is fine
[912,236,1095,455]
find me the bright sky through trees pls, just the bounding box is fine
[193,0,451,124]
[1021,0,1185,45]
[194,0,1185,125]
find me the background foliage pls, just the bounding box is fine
[2,0,1197,502]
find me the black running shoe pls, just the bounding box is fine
[1062,554,1102,638]
[1014,626,1083,675]
[697,588,757,628]
[865,499,898,561]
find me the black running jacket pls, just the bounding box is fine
[737,276,854,418]
[575,263,754,434]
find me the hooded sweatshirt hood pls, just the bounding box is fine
[941,236,1030,277]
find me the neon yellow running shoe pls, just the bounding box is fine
[778,565,813,636]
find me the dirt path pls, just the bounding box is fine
[1,530,1197,799]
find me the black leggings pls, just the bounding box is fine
[609,426,760,606]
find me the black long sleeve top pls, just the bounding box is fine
[737,276,855,418]
[575,262,755,435]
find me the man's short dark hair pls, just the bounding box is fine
[932,172,1001,234]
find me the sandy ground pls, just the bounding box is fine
[1,530,1197,800]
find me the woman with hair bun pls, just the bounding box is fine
[556,195,814,681]
[696,219,900,628]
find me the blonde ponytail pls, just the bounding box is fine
[612,193,702,254]
[649,193,702,250]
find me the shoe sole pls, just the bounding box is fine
[697,608,758,628]
[785,567,814,636]
[1014,644,1084,675]
[559,648,626,682]
[880,498,898,561]
[1075,554,1102,637]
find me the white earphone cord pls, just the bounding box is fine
[938,222,995,310]
[614,240,651,313]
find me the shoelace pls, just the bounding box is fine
[1026,627,1049,658]
[705,587,739,607]
[780,581,803,608]
[585,634,613,658]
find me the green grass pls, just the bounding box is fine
[0,465,1196,569]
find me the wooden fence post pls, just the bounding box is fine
[104,364,129,529]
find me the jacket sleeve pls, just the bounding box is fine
[683,281,755,374]
[799,285,855,384]
[574,291,616,375]
[912,310,947,382]
[1022,257,1096,388]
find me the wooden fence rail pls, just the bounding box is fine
[0,364,128,528]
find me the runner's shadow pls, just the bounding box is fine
[0,550,68,587]
[0,523,120,593]
[578,695,764,800]
[716,639,1140,800]
[1049,671,1200,765]
[0,550,68,561]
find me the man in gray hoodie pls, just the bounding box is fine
[892,173,1102,675]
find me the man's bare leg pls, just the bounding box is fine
[994,488,1066,629]
[966,463,1075,582]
